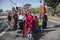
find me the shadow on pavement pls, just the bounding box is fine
[43,29,56,33]
[33,31,41,40]
[47,24,60,29]
[54,25,60,28]
[33,29,56,40]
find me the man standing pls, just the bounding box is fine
[13,11,18,30]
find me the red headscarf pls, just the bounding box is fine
[27,11,31,15]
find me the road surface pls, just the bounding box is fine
[0,16,7,33]
[0,18,60,40]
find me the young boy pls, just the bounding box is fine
[38,17,43,32]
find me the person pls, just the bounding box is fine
[37,11,40,18]
[23,11,33,37]
[26,11,33,28]
[38,17,43,32]
[7,12,12,22]
[17,11,26,32]
[7,12,12,30]
[23,11,27,37]
[32,15,39,33]
[43,13,48,29]
[13,11,18,30]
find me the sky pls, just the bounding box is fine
[0,0,41,11]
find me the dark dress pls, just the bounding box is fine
[13,14,18,30]
[43,15,48,29]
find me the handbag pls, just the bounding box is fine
[26,33,32,39]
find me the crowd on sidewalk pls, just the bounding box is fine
[7,10,48,38]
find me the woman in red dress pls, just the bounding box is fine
[23,11,33,37]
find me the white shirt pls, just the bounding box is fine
[18,15,26,20]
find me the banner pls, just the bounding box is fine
[41,6,46,17]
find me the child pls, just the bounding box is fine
[38,17,43,32]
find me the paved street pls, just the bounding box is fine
[0,16,7,33]
[0,17,60,40]
[0,0,60,40]
[40,20,60,40]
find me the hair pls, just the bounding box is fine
[35,16,37,18]
[37,11,39,13]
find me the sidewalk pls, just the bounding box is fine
[0,16,7,18]
[48,16,60,21]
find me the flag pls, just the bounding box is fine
[41,6,46,17]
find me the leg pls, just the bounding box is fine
[40,26,42,32]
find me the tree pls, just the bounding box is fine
[0,9,3,12]
[55,6,60,12]
[45,0,60,14]
[45,0,60,8]
[23,4,31,10]
[0,9,3,14]
[12,7,15,11]
[31,7,42,13]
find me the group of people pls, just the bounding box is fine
[7,10,48,37]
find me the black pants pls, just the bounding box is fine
[18,20,25,30]
[43,22,47,29]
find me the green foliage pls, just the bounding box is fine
[55,6,60,12]
[45,0,60,9]
[0,9,3,12]
[45,0,60,13]
[31,7,42,13]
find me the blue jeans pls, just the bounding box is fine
[39,25,42,32]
